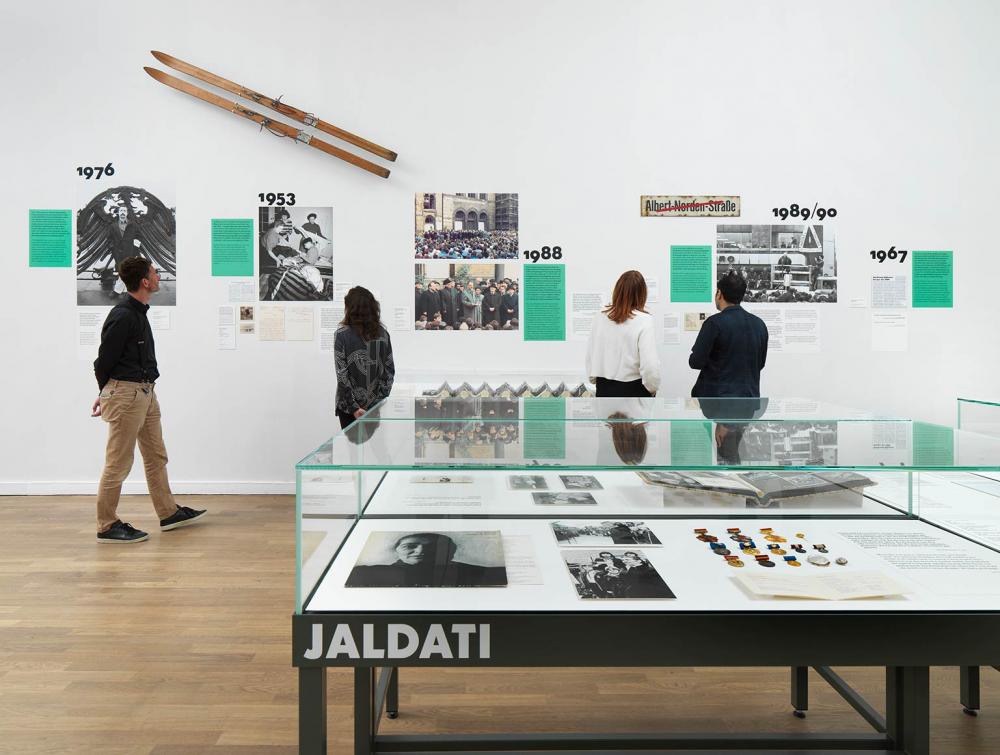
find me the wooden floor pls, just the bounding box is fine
[1,495,999,754]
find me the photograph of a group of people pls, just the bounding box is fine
[561,549,674,600]
[414,261,519,331]
[258,206,333,301]
[716,224,837,303]
[414,193,519,260]
[414,396,520,460]
[77,184,177,305]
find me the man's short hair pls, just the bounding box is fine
[118,256,152,292]
[717,270,748,304]
[307,213,317,221]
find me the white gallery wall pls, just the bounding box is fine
[3,0,999,492]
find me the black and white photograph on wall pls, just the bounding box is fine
[414,261,519,331]
[716,224,837,303]
[508,475,548,490]
[552,520,661,547]
[561,549,675,599]
[533,492,598,506]
[415,193,518,259]
[258,206,333,301]
[345,531,508,588]
[560,475,604,491]
[77,184,176,305]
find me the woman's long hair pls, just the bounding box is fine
[341,286,382,341]
[603,270,648,324]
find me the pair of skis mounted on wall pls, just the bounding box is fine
[145,52,395,178]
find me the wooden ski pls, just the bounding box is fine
[151,50,397,163]
[144,67,390,179]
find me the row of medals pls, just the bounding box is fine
[694,527,849,569]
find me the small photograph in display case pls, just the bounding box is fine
[508,475,548,490]
[346,531,507,588]
[552,520,661,547]
[411,474,474,484]
[533,492,598,506]
[561,549,674,599]
[415,193,519,259]
[559,475,603,491]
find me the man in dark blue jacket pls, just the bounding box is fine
[689,271,768,398]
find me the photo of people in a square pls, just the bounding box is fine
[561,549,674,599]
[258,206,333,301]
[716,224,836,303]
[552,520,660,546]
[414,262,519,331]
[415,193,518,259]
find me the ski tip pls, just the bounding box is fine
[144,66,169,83]
[150,50,170,63]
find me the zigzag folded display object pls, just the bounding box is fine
[421,382,595,399]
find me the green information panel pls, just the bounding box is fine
[523,397,566,459]
[911,250,953,308]
[523,263,566,341]
[670,245,713,302]
[670,421,714,466]
[913,421,955,466]
[211,218,255,276]
[28,209,72,267]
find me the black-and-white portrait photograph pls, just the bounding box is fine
[415,261,519,331]
[561,549,674,600]
[77,184,176,305]
[560,475,603,491]
[345,531,507,588]
[508,475,548,490]
[533,492,598,506]
[259,206,333,301]
[716,224,837,303]
[552,520,661,547]
[415,193,518,259]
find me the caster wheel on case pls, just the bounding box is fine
[793,710,806,719]
[963,707,979,717]
[387,711,399,719]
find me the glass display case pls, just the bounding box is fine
[292,396,1000,755]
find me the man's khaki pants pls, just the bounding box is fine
[96,380,178,532]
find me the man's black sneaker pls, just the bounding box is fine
[97,521,149,544]
[160,505,208,531]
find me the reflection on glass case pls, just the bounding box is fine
[295,396,1000,613]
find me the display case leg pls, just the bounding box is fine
[355,667,374,755]
[886,666,930,755]
[791,666,809,718]
[299,667,327,755]
[386,666,399,719]
[960,665,981,715]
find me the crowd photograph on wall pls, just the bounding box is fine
[414,261,519,331]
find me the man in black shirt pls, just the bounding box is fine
[91,256,206,543]
[689,271,768,398]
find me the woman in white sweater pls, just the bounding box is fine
[585,270,661,397]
